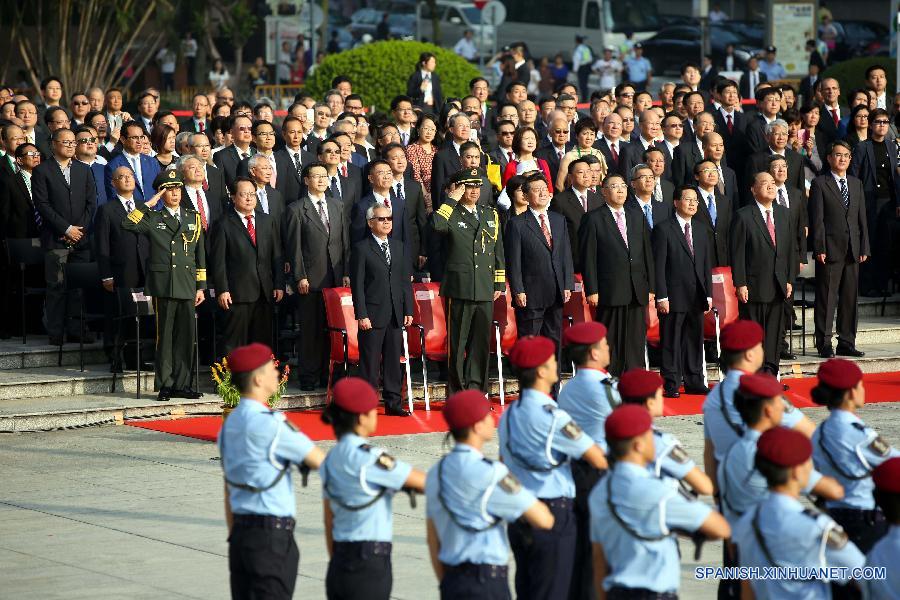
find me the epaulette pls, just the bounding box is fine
[359,443,373,452]
[127,208,144,224]
[852,422,866,431]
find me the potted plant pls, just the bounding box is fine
[212,355,290,419]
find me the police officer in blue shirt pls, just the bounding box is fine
[557,321,618,600]
[498,335,607,600]
[218,343,326,600]
[320,377,426,600]
[426,390,555,600]
[865,458,900,600]
[812,358,900,553]
[758,46,787,81]
[589,404,730,599]
[719,372,844,527]
[733,426,866,599]
[624,43,653,91]
[617,369,714,496]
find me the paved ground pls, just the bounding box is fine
[2,402,898,599]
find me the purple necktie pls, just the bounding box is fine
[684,222,694,256]
[615,210,628,248]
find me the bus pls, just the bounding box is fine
[492,0,661,60]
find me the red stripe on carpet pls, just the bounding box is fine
[127,372,900,442]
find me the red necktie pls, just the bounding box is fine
[341,164,348,178]
[508,151,514,163]
[384,196,391,209]
[611,143,618,164]
[540,213,552,248]
[766,209,776,247]
[246,214,256,246]
[196,190,208,231]
[831,108,839,126]
[726,114,733,134]
[202,178,208,191]
[199,120,205,133]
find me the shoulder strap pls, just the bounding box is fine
[219,426,291,493]
[605,473,671,542]
[322,446,388,512]
[436,455,501,533]
[719,383,745,438]
[817,419,870,481]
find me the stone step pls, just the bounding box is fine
[0,340,107,369]
[0,365,155,401]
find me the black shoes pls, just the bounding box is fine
[663,390,681,399]
[171,388,203,399]
[836,346,865,358]
[300,383,316,392]
[780,351,797,361]
[818,347,835,358]
[385,405,412,417]
[156,388,171,402]
[683,385,710,395]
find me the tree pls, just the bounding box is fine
[211,0,259,88]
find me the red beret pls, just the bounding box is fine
[443,390,492,430]
[227,343,273,373]
[605,404,653,441]
[756,426,812,467]
[738,372,783,399]
[873,458,900,494]
[618,369,664,399]
[562,322,608,346]
[817,359,863,391]
[720,320,764,352]
[332,377,379,414]
[509,335,556,369]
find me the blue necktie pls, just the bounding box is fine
[839,178,849,209]
[643,203,653,229]
[707,194,717,227]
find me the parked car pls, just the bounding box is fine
[380,0,496,53]
[640,25,762,74]
[349,8,417,40]
[830,20,889,61]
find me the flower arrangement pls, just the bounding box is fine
[211,355,290,410]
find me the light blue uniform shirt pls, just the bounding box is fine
[703,369,803,462]
[718,428,823,526]
[320,433,413,542]
[624,56,652,83]
[733,492,866,599]
[425,444,536,566]
[588,461,712,593]
[557,368,619,452]
[218,399,316,517]
[812,409,899,510]
[758,60,787,81]
[498,388,595,499]
[650,428,695,483]
[863,525,900,600]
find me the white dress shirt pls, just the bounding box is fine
[256,186,270,214]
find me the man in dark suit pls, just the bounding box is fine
[595,113,632,178]
[284,162,350,391]
[275,116,315,205]
[349,159,417,250]
[349,202,414,416]
[489,119,518,173]
[809,142,870,358]
[580,173,655,375]
[187,133,229,212]
[317,137,362,224]
[627,163,673,231]
[744,88,783,156]
[430,113,471,205]
[94,165,150,367]
[505,174,574,357]
[179,93,211,140]
[693,159,733,266]
[213,114,255,190]
[745,119,805,205]
[739,56,768,100]
[0,143,41,239]
[713,80,748,172]
[32,128,97,345]
[245,154,285,232]
[701,132,739,207]
[730,171,797,374]
[384,144,425,266]
[535,116,573,186]
[672,112,715,187]
[179,155,222,254]
[644,147,675,204]
[549,157,603,272]
[817,78,844,147]
[622,109,662,174]
[406,52,443,111]
[652,185,712,397]
[849,109,900,295]
[104,121,160,203]
[210,177,284,355]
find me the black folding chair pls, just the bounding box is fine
[111,287,155,399]
[4,238,46,345]
[63,262,107,371]
[795,254,815,356]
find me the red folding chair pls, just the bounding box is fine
[492,284,517,405]
[322,287,359,401]
[408,282,448,410]
[563,274,594,330]
[707,266,739,380]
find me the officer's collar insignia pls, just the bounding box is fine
[188,223,196,231]
[169,171,176,178]
[458,222,467,228]
[470,168,478,176]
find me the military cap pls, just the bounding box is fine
[227,343,273,373]
[873,458,900,493]
[443,390,492,430]
[766,45,777,53]
[618,369,664,399]
[450,167,484,186]
[817,358,863,391]
[509,335,556,370]
[756,426,812,467]
[605,404,652,441]
[738,372,783,399]
[562,322,607,346]
[720,320,764,352]
[333,377,379,414]
[633,42,643,49]
[154,168,183,190]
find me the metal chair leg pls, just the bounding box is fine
[135,315,142,400]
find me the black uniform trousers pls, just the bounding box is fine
[359,315,404,411]
[447,298,492,395]
[297,291,330,386]
[326,542,392,600]
[814,256,860,351]
[440,563,511,600]
[222,294,273,357]
[508,498,576,600]
[154,297,195,391]
[659,308,705,393]
[597,300,646,376]
[570,461,605,600]
[228,524,299,600]
[738,299,784,375]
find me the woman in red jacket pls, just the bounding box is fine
[501,126,553,189]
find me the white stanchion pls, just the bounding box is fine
[496,326,505,406]
[402,328,414,413]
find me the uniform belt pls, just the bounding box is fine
[539,496,574,510]
[332,541,392,556]
[607,586,678,600]
[232,514,296,531]
[445,562,508,579]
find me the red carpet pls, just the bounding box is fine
[127,372,900,442]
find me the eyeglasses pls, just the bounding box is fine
[72,100,90,106]
[605,184,628,190]
[873,120,890,125]
[126,135,146,141]
[322,149,340,155]
[306,173,329,180]
[55,140,77,146]
[678,198,700,204]
[666,123,683,128]
[618,93,635,98]
[235,126,252,132]
[621,118,634,122]
[370,216,393,222]
[699,168,718,174]
[831,153,851,159]
[552,129,568,134]
[499,131,515,136]
[256,131,275,137]
[76,137,97,144]
[633,175,655,181]
[20,151,41,158]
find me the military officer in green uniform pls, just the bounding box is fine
[123,169,206,401]
[432,167,505,394]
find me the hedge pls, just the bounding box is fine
[822,57,895,102]
[304,40,481,112]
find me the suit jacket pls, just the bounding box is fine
[32,159,96,250]
[808,174,869,264]
[284,195,350,290]
[850,139,900,207]
[274,147,316,205]
[623,139,658,176]
[652,216,712,312]
[490,146,516,173]
[255,185,285,231]
[505,210,574,310]
[104,152,160,203]
[549,187,604,272]
[204,164,229,213]
[739,70,768,99]
[84,161,109,216]
[210,209,284,303]
[694,187,734,267]
[180,184,224,255]
[397,177,425,261]
[713,109,749,173]
[700,66,719,92]
[325,171,363,224]
[349,236,413,328]
[729,202,796,303]
[626,196,674,231]
[746,149,805,204]
[431,146,462,205]
[579,204,655,307]
[781,185,808,261]
[594,138,633,178]
[93,197,150,288]
[799,76,818,105]
[406,71,443,110]
[657,140,675,182]
[817,104,844,147]
[213,145,254,190]
[179,117,210,136]
[743,113,773,157]
[671,139,704,187]
[0,169,41,238]
[659,178,676,204]
[535,144,569,186]
[349,191,420,262]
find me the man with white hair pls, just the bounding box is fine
[744,118,805,205]
[246,153,285,229]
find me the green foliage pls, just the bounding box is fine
[304,40,481,112]
[220,0,258,46]
[823,57,894,102]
